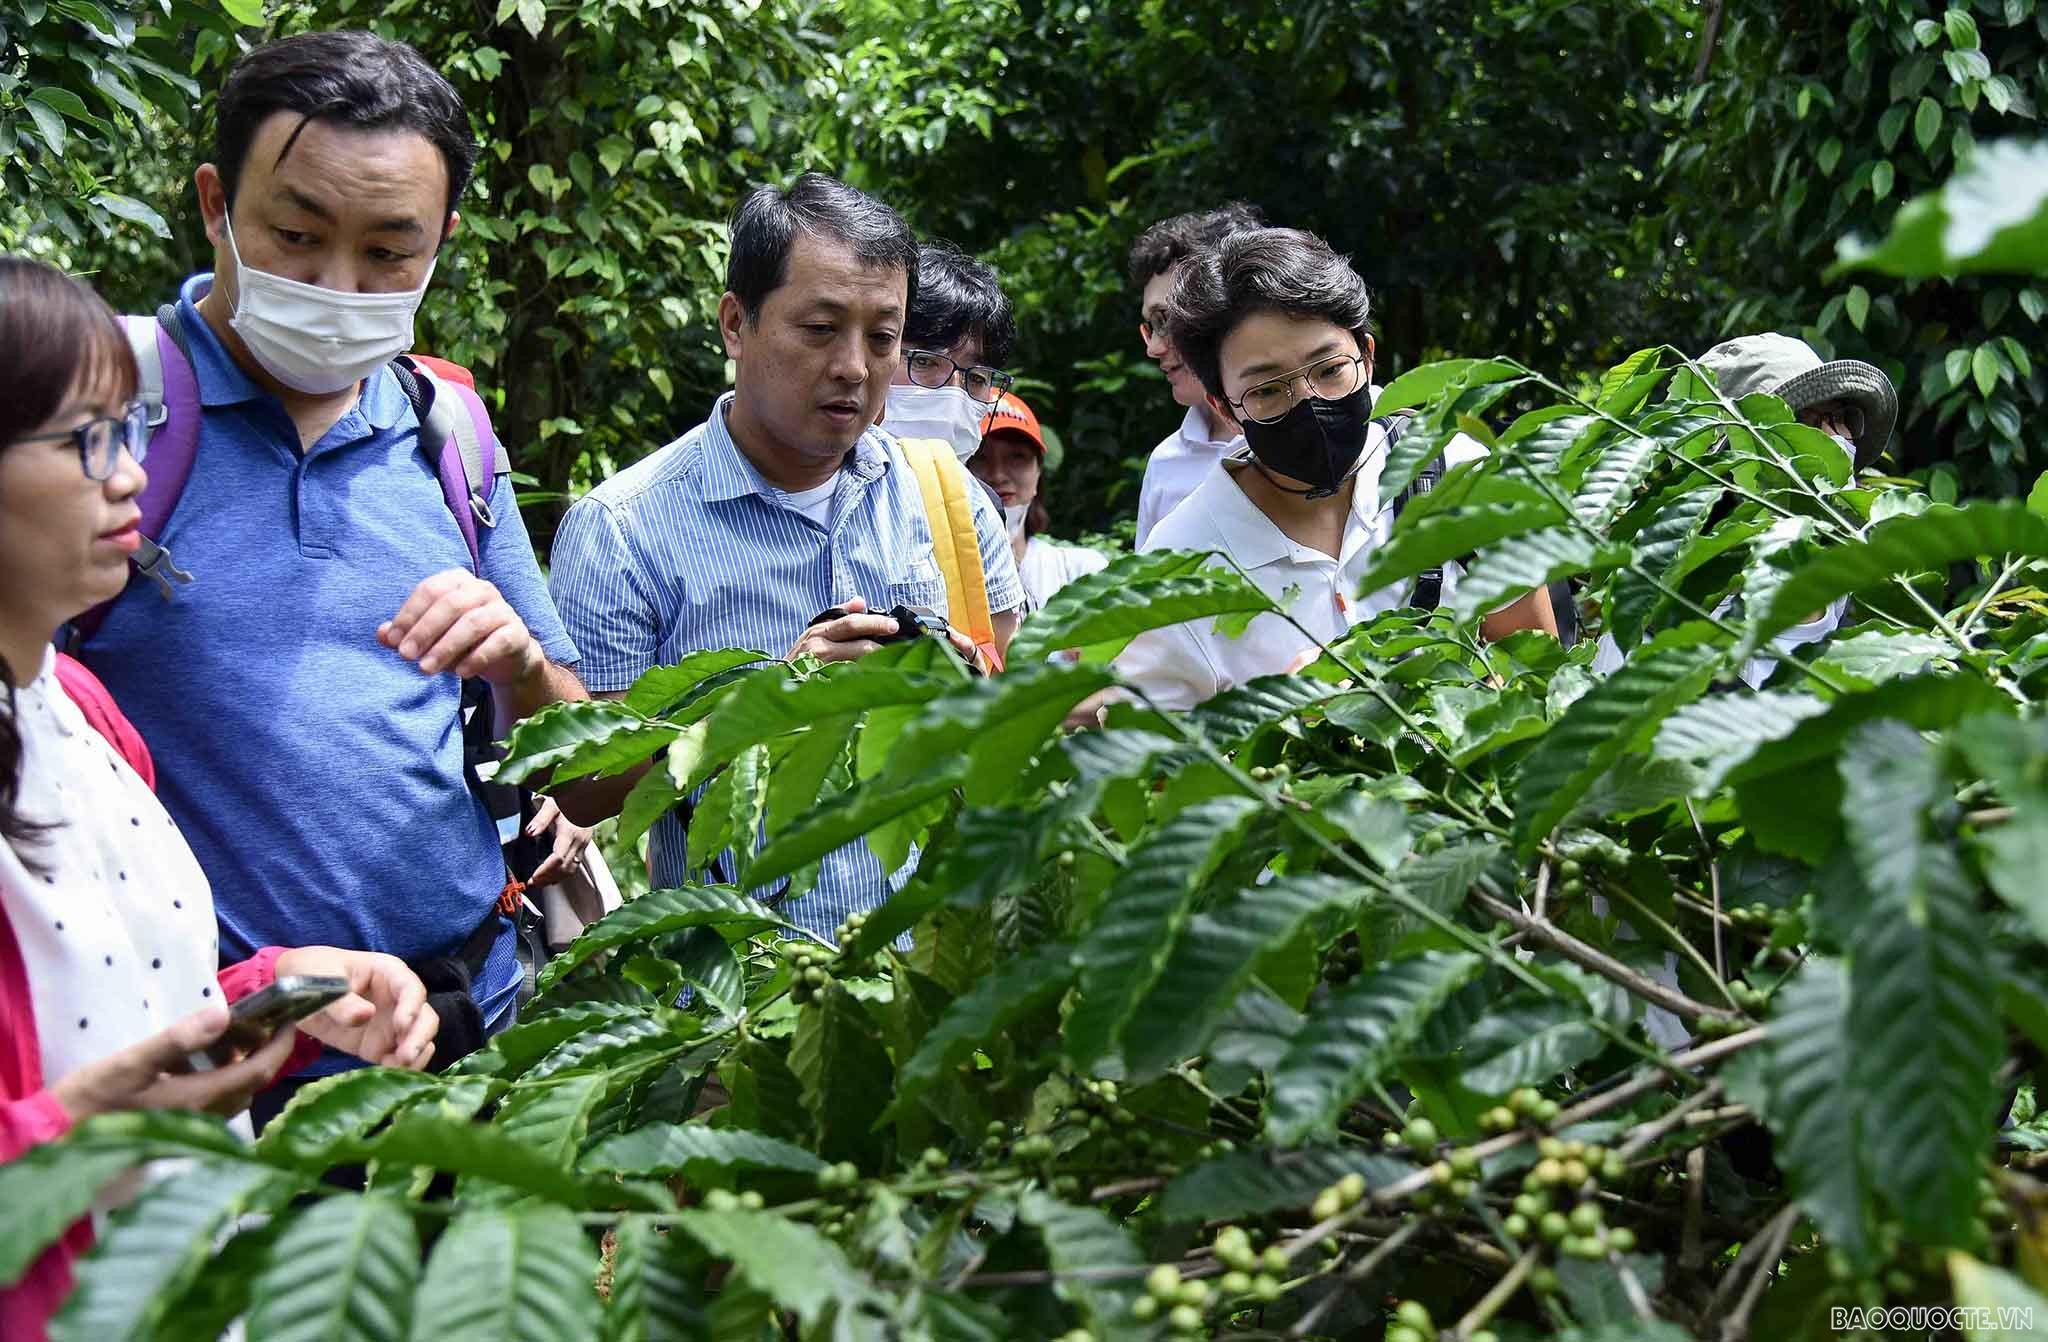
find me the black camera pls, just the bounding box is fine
[807,603,977,670]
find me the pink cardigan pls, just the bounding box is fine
[1,658,317,1340]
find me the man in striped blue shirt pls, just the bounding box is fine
[549,174,1023,938]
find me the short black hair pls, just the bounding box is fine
[727,172,920,322]
[1167,227,1373,400]
[905,240,1016,367]
[1127,201,1267,289]
[214,31,477,239]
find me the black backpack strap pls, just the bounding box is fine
[1381,413,1445,611]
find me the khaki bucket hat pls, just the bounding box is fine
[1697,332,1897,467]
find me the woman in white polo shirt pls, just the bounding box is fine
[969,392,1110,615]
[1117,228,1555,710]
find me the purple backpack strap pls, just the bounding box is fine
[393,357,504,575]
[66,308,200,646]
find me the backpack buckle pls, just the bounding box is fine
[133,536,194,601]
[469,490,497,530]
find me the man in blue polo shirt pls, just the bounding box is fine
[73,31,586,1116]
[549,173,1023,939]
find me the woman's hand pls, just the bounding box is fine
[524,796,593,889]
[48,1004,298,1123]
[272,946,438,1071]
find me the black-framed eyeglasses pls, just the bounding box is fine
[903,349,1015,404]
[16,401,151,480]
[1227,353,1369,425]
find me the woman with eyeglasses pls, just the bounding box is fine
[0,257,438,1340]
[1112,229,1555,712]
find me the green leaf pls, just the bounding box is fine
[217,0,264,23]
[91,192,171,238]
[353,1115,669,1210]
[1746,503,2048,656]
[605,1215,706,1342]
[0,1141,149,1283]
[1571,434,1659,528]
[24,97,68,156]
[1916,95,1944,153]
[1840,721,2000,1244]
[515,0,546,37]
[1761,959,1874,1267]
[746,764,962,888]
[1183,675,1340,749]
[1945,7,1981,48]
[257,1068,449,1165]
[1122,875,1369,1082]
[1365,839,1505,952]
[1156,1146,1411,1223]
[1974,343,2003,397]
[1838,139,2048,278]
[1871,161,1895,203]
[1448,528,1601,623]
[53,1158,293,1342]
[1265,951,1483,1144]
[494,1072,607,1166]
[1373,357,1524,416]
[1955,716,2048,943]
[1845,284,1872,331]
[408,1206,602,1342]
[537,886,783,992]
[670,1208,881,1325]
[1008,554,1277,666]
[669,663,943,793]
[1064,795,1265,1068]
[1654,688,1830,792]
[495,699,674,786]
[1355,502,1563,597]
[1459,999,1606,1093]
[1607,485,1718,649]
[245,1194,419,1342]
[1948,1254,2048,1340]
[1512,624,1722,853]
[889,941,1075,1115]
[586,1123,826,1179]
[623,650,766,717]
[789,983,894,1160]
[1014,1190,1151,1335]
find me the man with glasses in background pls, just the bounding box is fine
[879,239,1022,527]
[1115,227,1554,710]
[549,176,1021,938]
[1129,202,1265,546]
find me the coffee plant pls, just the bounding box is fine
[8,151,2048,1342]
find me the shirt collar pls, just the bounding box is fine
[700,392,890,502]
[175,273,265,409]
[1180,401,1236,449]
[1201,403,1397,571]
[173,272,404,432]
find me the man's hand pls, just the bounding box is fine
[273,946,438,1071]
[788,596,900,664]
[524,796,594,888]
[49,1005,300,1122]
[380,569,543,687]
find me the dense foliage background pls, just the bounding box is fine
[9,0,2048,539]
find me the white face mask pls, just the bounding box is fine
[222,212,435,395]
[883,384,993,462]
[1003,502,1028,540]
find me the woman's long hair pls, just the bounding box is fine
[0,257,139,862]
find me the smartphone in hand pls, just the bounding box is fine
[178,975,350,1073]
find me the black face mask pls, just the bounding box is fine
[1237,382,1373,499]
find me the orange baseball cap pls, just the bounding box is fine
[981,391,1045,454]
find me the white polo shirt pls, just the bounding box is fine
[1135,404,1243,547]
[1118,419,1489,710]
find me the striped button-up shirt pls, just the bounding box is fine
[549,392,1023,936]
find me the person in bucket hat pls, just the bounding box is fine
[1698,332,1898,468]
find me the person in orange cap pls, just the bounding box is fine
[969,392,1109,614]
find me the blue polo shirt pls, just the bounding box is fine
[78,275,580,1065]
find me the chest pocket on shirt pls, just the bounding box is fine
[887,547,950,616]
